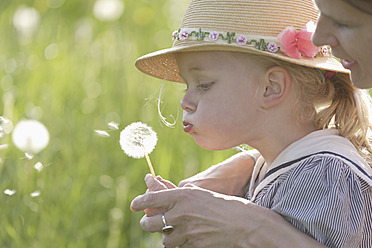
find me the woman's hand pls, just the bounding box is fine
[143,174,176,217]
[179,151,259,196]
[132,185,253,247]
[131,186,325,248]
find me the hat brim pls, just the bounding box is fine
[135,42,349,83]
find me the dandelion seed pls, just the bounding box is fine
[4,189,16,196]
[34,162,43,172]
[119,122,157,177]
[0,117,13,134]
[0,144,9,150]
[30,190,40,198]
[108,121,119,130]
[25,153,34,160]
[94,130,110,137]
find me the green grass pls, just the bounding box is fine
[0,0,235,247]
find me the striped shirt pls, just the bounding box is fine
[247,130,372,248]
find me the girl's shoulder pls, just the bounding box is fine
[257,153,372,202]
[293,153,371,188]
[256,154,372,248]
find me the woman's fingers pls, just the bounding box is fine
[131,188,179,212]
[145,174,168,191]
[140,213,165,232]
[162,228,187,248]
[157,176,177,189]
[140,212,187,248]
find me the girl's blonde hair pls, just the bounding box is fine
[254,53,372,164]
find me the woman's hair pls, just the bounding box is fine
[252,53,372,164]
[342,0,372,14]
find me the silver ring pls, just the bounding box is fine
[161,214,174,234]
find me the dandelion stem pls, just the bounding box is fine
[145,154,156,178]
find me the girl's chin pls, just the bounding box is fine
[194,138,236,151]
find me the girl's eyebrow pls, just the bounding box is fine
[178,65,208,79]
[322,12,351,25]
[321,12,336,22]
[188,66,205,72]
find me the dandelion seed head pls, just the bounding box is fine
[12,120,49,154]
[119,122,157,159]
[13,6,40,37]
[93,0,124,21]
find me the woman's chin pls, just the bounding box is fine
[350,69,372,89]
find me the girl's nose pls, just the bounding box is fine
[312,15,339,48]
[180,91,197,112]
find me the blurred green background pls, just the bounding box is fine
[0,0,236,247]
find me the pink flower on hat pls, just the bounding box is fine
[236,35,247,45]
[209,31,219,41]
[172,30,178,41]
[179,29,189,41]
[321,46,329,56]
[267,42,278,53]
[277,21,320,59]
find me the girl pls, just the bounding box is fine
[184,0,372,197]
[131,0,372,247]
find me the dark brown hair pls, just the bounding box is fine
[342,0,372,14]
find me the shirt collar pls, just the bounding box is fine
[249,129,372,200]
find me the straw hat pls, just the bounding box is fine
[135,0,349,83]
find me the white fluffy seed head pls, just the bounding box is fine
[119,122,157,159]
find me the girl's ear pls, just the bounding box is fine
[260,66,291,109]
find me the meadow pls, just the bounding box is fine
[0,0,236,247]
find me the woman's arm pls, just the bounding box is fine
[131,179,325,248]
[179,151,258,196]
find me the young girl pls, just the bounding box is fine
[180,0,372,222]
[131,0,372,247]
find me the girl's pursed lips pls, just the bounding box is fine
[183,121,194,133]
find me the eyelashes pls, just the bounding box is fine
[331,19,349,28]
[198,82,215,90]
[184,82,215,92]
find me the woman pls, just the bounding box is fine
[312,0,372,89]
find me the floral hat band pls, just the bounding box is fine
[172,22,330,61]
[135,0,350,83]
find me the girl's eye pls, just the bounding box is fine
[198,82,215,91]
[333,20,348,28]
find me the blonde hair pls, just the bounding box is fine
[253,53,372,164]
